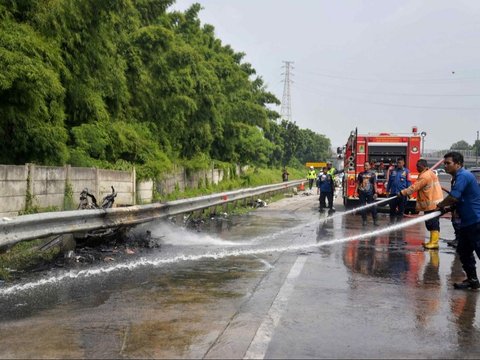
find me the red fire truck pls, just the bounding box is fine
[340,126,423,211]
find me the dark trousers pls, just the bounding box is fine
[359,192,377,221]
[457,222,480,279]
[423,210,440,231]
[452,216,461,240]
[319,192,333,209]
[389,196,407,219]
[308,179,314,190]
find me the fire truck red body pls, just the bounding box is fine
[341,127,422,211]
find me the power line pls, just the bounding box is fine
[297,69,480,83]
[293,78,480,97]
[280,61,294,121]
[293,82,480,110]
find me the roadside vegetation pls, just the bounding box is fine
[0,239,61,281]
[0,0,331,180]
[0,0,328,281]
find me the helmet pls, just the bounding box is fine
[310,166,314,169]
[327,161,332,165]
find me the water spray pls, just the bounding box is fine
[0,211,441,297]
[321,157,446,223]
[320,196,396,222]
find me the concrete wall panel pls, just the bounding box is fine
[0,165,28,181]
[0,181,27,197]
[0,163,238,216]
[0,196,25,213]
[137,180,153,204]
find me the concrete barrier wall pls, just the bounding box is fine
[32,165,67,210]
[137,180,153,204]
[98,169,134,206]
[69,167,97,205]
[0,165,28,216]
[156,166,228,195]
[0,164,241,216]
[156,166,185,195]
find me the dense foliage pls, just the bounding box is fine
[0,0,331,178]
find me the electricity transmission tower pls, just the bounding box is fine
[280,61,294,122]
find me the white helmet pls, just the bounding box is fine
[310,166,314,169]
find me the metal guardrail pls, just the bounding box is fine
[0,180,303,248]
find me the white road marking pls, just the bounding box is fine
[244,255,308,359]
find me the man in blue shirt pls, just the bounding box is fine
[318,167,335,212]
[437,151,480,290]
[386,157,411,223]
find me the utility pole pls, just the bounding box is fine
[280,61,294,122]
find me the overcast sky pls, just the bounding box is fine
[171,0,480,150]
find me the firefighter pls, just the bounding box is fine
[385,159,395,184]
[306,166,317,191]
[357,161,379,226]
[318,167,335,212]
[386,157,411,223]
[397,159,443,249]
[326,161,344,195]
[436,151,480,290]
[326,161,343,181]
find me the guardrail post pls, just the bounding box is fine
[175,213,183,225]
[209,205,217,216]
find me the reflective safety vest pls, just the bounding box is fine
[401,168,443,211]
[327,167,336,180]
[307,170,317,179]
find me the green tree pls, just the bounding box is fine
[0,15,68,165]
[0,0,332,176]
[295,128,331,165]
[450,140,471,150]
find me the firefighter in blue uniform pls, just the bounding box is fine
[386,157,411,223]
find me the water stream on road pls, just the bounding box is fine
[0,206,440,297]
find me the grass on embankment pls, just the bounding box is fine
[0,239,61,281]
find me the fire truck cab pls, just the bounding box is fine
[340,127,422,212]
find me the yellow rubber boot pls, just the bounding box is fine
[424,230,440,250]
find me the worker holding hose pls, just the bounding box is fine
[436,151,480,290]
[397,159,443,249]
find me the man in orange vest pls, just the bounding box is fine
[397,159,444,249]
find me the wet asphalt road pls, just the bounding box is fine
[1,178,480,359]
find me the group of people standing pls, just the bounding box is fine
[305,162,342,212]
[299,152,480,291]
[360,152,480,291]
